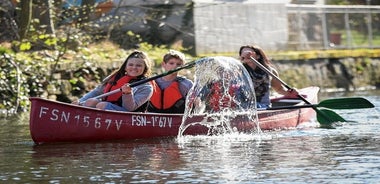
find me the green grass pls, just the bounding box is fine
[340,30,380,46]
[269,49,380,61]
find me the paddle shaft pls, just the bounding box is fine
[86,60,198,100]
[259,104,316,111]
[259,104,349,111]
[248,57,305,101]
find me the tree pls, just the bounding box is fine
[17,0,32,40]
[33,0,55,35]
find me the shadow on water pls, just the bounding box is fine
[31,138,182,165]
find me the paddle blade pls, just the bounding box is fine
[317,108,346,125]
[318,97,375,109]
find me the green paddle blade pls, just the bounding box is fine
[317,108,346,125]
[318,97,375,109]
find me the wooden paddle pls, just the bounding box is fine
[85,58,203,101]
[248,56,347,125]
[261,97,374,110]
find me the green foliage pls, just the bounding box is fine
[0,53,33,112]
[325,0,349,5]
[0,19,192,113]
[19,42,32,51]
[0,47,12,55]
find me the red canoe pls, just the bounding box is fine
[29,86,319,144]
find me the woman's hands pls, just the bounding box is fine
[121,83,132,95]
[286,88,300,98]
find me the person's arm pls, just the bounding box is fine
[270,68,299,97]
[73,76,112,104]
[121,83,153,111]
[179,77,194,97]
[74,85,104,104]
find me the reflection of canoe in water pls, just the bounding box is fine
[29,86,319,144]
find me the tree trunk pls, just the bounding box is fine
[17,0,32,40]
[33,0,55,35]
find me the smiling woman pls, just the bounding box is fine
[71,50,153,112]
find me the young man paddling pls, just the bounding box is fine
[147,50,193,113]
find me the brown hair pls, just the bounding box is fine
[163,49,186,63]
[103,50,151,85]
[239,45,273,68]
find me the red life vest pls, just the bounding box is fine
[148,80,184,113]
[103,75,136,104]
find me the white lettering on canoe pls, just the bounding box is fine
[105,119,112,130]
[151,116,158,126]
[83,116,90,127]
[36,106,173,130]
[132,115,146,126]
[115,120,123,131]
[159,117,172,128]
[74,114,80,124]
[61,111,70,123]
[50,109,58,121]
[39,107,48,118]
[95,117,101,128]
[132,115,172,128]
[74,115,90,127]
[48,108,70,123]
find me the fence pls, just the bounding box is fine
[286,4,380,50]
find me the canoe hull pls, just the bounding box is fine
[29,87,319,144]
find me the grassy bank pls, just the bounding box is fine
[269,49,380,61]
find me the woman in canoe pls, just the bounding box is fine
[239,45,299,108]
[147,50,193,113]
[72,50,153,112]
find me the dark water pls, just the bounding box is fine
[1,90,379,183]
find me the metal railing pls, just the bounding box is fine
[286,4,380,50]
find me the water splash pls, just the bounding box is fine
[178,56,260,137]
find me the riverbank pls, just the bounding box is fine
[273,57,380,92]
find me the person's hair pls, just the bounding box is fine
[239,45,272,68]
[163,49,186,63]
[103,50,151,85]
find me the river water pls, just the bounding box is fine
[0,90,379,183]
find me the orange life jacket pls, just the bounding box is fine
[148,80,185,113]
[103,75,136,104]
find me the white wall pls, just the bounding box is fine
[193,1,289,54]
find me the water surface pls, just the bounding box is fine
[0,91,379,183]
